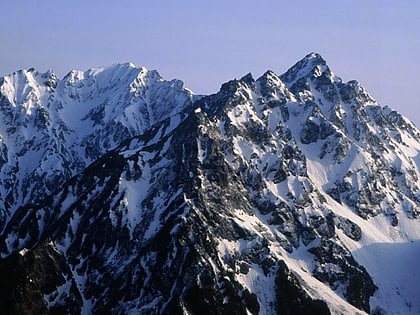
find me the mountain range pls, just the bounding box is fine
[0,53,419,314]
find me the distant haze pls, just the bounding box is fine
[1,1,419,126]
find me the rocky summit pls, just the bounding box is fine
[0,53,419,314]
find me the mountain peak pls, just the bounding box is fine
[303,52,327,65]
[280,52,333,87]
[239,72,255,89]
[289,52,328,75]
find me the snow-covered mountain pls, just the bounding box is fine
[0,64,193,228]
[0,53,419,314]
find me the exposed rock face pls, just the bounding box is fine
[0,242,81,315]
[0,53,419,314]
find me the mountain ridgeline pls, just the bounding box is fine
[0,53,419,314]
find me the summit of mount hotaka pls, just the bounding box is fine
[0,53,419,314]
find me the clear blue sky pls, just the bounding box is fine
[1,1,419,126]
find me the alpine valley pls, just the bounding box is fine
[0,53,419,315]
